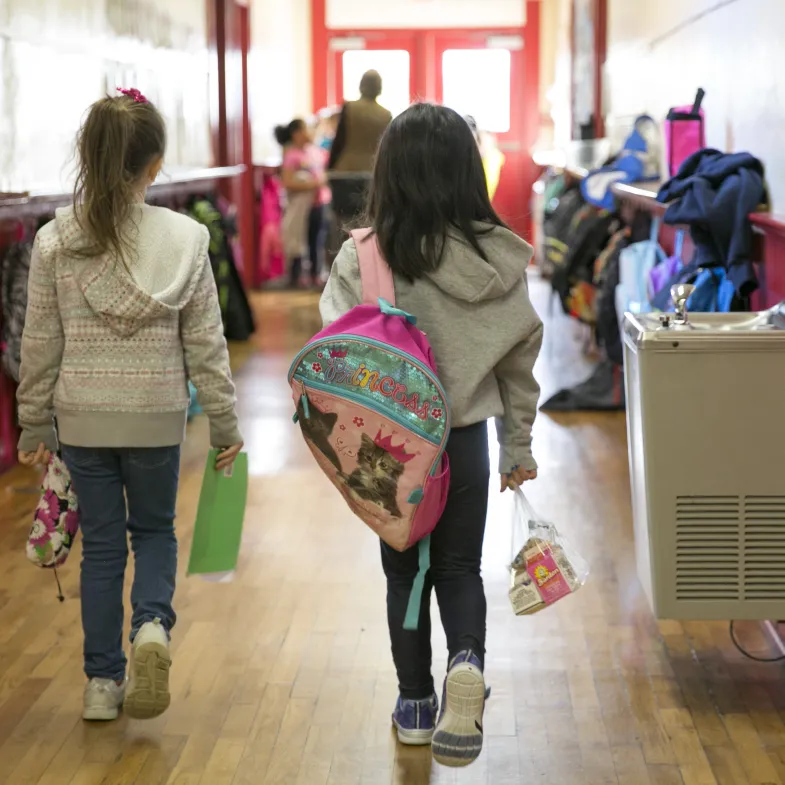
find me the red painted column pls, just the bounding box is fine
[520,0,541,240]
[524,0,541,151]
[312,0,328,112]
[208,0,255,290]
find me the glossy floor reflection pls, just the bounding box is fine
[1,280,784,785]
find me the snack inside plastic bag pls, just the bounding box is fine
[508,489,589,616]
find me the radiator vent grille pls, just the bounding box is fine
[743,497,785,600]
[675,496,740,600]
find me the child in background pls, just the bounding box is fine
[275,119,328,288]
[16,88,242,722]
[320,103,542,767]
[315,107,341,153]
[465,115,506,202]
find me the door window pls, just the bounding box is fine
[441,48,511,133]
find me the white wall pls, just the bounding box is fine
[0,0,211,192]
[326,0,525,30]
[249,0,312,165]
[605,0,785,209]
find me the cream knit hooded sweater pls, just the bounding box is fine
[17,204,241,453]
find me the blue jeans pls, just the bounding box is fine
[61,445,181,681]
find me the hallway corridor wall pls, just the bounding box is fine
[605,0,785,211]
[250,0,313,164]
[0,0,212,193]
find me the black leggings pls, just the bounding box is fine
[381,422,490,700]
[290,204,325,285]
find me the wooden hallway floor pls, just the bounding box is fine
[1,282,785,785]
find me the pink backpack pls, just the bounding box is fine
[288,229,451,628]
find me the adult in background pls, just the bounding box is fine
[328,70,393,238]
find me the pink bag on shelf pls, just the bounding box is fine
[665,89,706,177]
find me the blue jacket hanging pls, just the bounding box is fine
[656,149,765,297]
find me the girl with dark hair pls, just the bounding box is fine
[274,118,327,288]
[320,103,543,768]
[17,89,242,722]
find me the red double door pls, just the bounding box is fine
[323,27,539,239]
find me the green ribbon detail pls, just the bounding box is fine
[379,298,417,325]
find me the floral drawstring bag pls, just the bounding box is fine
[26,454,80,595]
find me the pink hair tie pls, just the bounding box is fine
[116,87,148,104]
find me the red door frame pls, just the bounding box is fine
[310,0,540,239]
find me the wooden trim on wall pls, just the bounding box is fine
[569,0,607,140]
[207,0,255,289]
[208,0,228,165]
[594,0,607,138]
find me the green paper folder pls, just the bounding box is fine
[187,450,248,578]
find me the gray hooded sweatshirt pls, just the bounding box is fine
[17,204,241,453]
[320,224,543,473]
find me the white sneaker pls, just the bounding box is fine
[124,618,172,720]
[83,678,126,721]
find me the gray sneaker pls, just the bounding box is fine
[432,651,486,767]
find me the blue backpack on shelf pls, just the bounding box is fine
[616,217,666,318]
[650,258,736,315]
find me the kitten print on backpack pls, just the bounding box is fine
[345,433,409,518]
[298,397,342,471]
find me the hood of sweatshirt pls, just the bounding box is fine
[425,223,534,303]
[55,205,208,338]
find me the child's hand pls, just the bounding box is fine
[500,466,537,492]
[18,443,51,467]
[215,442,243,472]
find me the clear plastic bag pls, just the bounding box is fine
[508,489,589,616]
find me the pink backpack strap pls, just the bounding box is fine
[351,228,395,307]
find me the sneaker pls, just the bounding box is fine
[392,694,439,746]
[83,678,125,721]
[432,651,486,767]
[124,618,172,720]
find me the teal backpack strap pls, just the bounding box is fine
[402,535,431,631]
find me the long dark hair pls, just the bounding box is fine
[274,119,305,146]
[73,93,166,261]
[362,103,509,282]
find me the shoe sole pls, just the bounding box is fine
[124,641,171,720]
[432,664,485,767]
[393,720,434,746]
[82,706,121,722]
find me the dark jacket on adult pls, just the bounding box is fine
[656,149,765,295]
[328,98,392,173]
